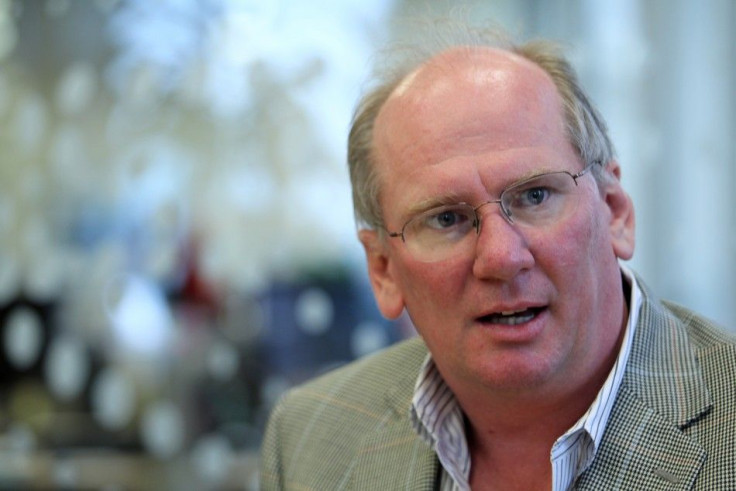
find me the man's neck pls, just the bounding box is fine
[457,353,615,491]
[453,291,631,464]
[467,428,553,491]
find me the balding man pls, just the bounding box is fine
[260,29,736,491]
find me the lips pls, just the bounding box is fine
[478,307,546,326]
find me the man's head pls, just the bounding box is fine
[350,33,635,397]
[349,34,616,231]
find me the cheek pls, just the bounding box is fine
[531,206,609,284]
[393,256,471,313]
[530,223,590,270]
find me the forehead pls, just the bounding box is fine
[372,47,569,183]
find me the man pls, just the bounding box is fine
[260,29,736,490]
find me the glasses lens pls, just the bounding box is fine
[501,172,581,226]
[396,170,587,262]
[403,204,477,262]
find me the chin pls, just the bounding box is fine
[469,356,562,391]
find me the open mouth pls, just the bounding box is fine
[478,307,546,326]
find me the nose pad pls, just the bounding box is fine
[499,202,515,225]
[474,200,513,236]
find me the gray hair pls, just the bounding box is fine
[347,22,615,230]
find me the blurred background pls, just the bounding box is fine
[0,0,733,489]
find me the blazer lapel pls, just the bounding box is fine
[350,347,439,490]
[579,279,711,489]
[577,388,706,489]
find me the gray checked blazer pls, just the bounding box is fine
[260,279,736,490]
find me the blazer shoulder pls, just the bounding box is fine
[260,337,429,490]
[297,336,428,399]
[662,300,736,349]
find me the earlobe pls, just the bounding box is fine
[358,230,406,319]
[602,161,636,260]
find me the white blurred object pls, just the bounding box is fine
[295,288,334,335]
[191,433,233,485]
[140,400,186,459]
[45,335,91,401]
[261,375,291,407]
[55,62,98,116]
[52,458,78,489]
[3,307,44,370]
[350,321,389,358]
[91,366,137,430]
[206,340,240,382]
[0,1,18,61]
[105,274,174,356]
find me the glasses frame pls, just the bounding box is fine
[386,161,600,245]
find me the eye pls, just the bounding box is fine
[521,187,550,206]
[505,175,564,211]
[424,207,473,230]
[501,172,573,223]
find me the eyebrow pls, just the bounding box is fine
[401,193,468,220]
[512,165,560,182]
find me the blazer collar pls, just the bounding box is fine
[623,277,712,427]
[578,276,711,489]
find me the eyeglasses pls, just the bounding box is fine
[386,162,599,263]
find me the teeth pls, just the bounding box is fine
[484,308,539,326]
[493,311,535,325]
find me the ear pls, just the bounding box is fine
[358,229,406,319]
[601,160,635,260]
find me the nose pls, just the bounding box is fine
[471,212,535,281]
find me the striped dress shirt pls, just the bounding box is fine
[410,268,643,490]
